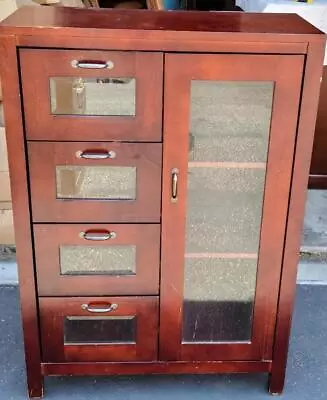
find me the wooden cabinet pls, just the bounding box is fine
[0,6,325,399]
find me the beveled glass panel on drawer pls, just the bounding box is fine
[64,316,137,344]
[50,77,136,116]
[34,224,160,296]
[40,297,159,362]
[60,245,136,275]
[56,166,136,200]
[20,49,163,141]
[28,142,162,223]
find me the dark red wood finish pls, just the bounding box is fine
[28,141,162,223]
[42,360,271,376]
[34,224,160,296]
[39,296,159,362]
[269,41,325,395]
[20,49,163,142]
[160,53,304,362]
[0,35,44,398]
[19,35,309,54]
[1,7,322,35]
[1,8,321,56]
[0,7,325,398]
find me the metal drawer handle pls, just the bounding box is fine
[171,168,179,202]
[81,303,118,313]
[80,231,117,241]
[71,60,114,70]
[76,150,116,160]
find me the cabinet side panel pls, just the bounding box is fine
[0,35,43,397]
[270,40,325,394]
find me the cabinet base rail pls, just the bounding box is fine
[41,361,271,376]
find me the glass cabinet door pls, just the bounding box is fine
[160,54,304,361]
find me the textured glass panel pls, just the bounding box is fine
[56,166,136,200]
[183,259,257,342]
[183,80,273,343]
[189,81,273,162]
[60,245,136,275]
[186,167,266,254]
[50,77,135,116]
[64,316,136,344]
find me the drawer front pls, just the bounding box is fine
[40,297,158,362]
[28,142,162,222]
[19,49,163,142]
[34,224,160,296]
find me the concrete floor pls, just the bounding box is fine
[299,190,327,283]
[0,284,326,399]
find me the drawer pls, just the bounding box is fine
[40,297,159,362]
[34,224,160,296]
[19,49,163,142]
[28,142,162,223]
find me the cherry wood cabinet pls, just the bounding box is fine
[0,6,325,398]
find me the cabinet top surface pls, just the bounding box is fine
[0,6,323,38]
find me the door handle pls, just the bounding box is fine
[76,150,116,160]
[171,168,179,202]
[80,230,117,241]
[81,303,118,313]
[71,60,114,70]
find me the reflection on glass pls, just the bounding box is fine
[186,167,266,254]
[183,81,273,343]
[64,316,136,344]
[60,245,136,275]
[183,259,257,342]
[50,77,136,116]
[189,81,273,162]
[56,166,136,200]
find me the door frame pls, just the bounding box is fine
[160,53,304,361]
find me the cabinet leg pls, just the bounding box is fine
[268,369,285,396]
[27,373,44,399]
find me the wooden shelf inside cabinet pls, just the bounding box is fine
[185,253,258,259]
[188,162,266,169]
[0,6,325,399]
